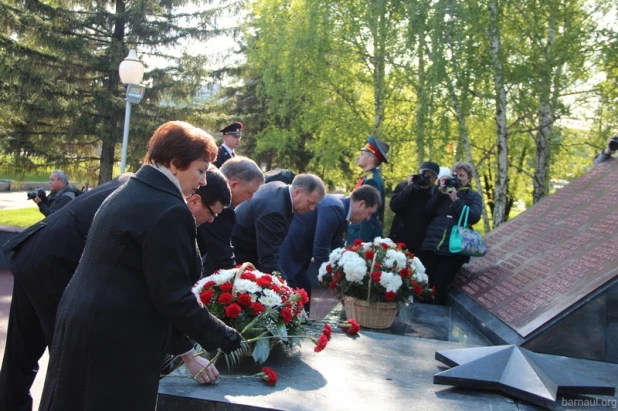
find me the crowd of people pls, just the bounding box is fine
[12,121,614,410]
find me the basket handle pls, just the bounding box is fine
[231,262,257,294]
[366,247,379,302]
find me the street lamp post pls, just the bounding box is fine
[118,49,145,174]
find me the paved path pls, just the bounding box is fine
[0,269,48,410]
[0,192,37,210]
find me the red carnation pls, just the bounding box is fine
[333,272,344,283]
[341,319,361,335]
[225,303,242,318]
[241,272,256,281]
[370,271,381,283]
[314,334,329,352]
[203,280,216,288]
[353,239,363,246]
[322,324,332,340]
[396,242,407,249]
[237,293,252,307]
[364,250,375,260]
[329,280,337,290]
[431,286,437,296]
[271,284,282,294]
[399,267,411,279]
[373,263,382,268]
[219,281,233,292]
[262,367,278,386]
[217,292,234,305]
[380,243,390,250]
[199,289,214,306]
[280,306,293,324]
[250,301,265,315]
[326,264,332,273]
[385,291,397,301]
[257,275,272,287]
[297,288,309,305]
[414,284,423,295]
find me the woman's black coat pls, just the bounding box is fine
[420,184,483,259]
[40,165,228,411]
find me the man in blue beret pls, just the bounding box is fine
[346,134,389,244]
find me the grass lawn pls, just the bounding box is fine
[0,208,43,227]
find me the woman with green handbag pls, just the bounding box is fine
[419,161,483,305]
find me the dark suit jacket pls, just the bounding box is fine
[231,182,293,275]
[347,167,385,244]
[280,194,349,281]
[197,206,236,276]
[213,145,233,169]
[40,166,229,411]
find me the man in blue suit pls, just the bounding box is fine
[280,185,382,304]
[347,134,389,244]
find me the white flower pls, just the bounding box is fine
[328,247,345,264]
[259,288,283,307]
[208,269,236,285]
[362,242,372,250]
[413,270,429,284]
[339,251,367,283]
[411,256,426,274]
[318,262,329,282]
[379,271,403,293]
[373,237,394,247]
[233,278,262,295]
[383,249,407,269]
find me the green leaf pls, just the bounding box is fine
[252,337,271,365]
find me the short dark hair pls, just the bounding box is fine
[195,167,231,207]
[145,121,217,170]
[350,185,381,208]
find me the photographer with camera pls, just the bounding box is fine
[593,136,618,166]
[420,161,483,305]
[30,170,76,216]
[389,161,440,255]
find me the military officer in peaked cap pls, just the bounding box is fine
[346,134,389,244]
[214,121,243,168]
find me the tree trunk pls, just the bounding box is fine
[488,0,509,228]
[372,0,387,137]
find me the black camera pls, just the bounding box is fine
[609,136,618,151]
[411,173,430,187]
[444,175,461,189]
[27,188,47,201]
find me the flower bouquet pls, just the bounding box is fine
[192,263,314,367]
[318,237,434,329]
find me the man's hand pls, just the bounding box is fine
[180,350,219,384]
[32,196,41,204]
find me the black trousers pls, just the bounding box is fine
[419,251,466,305]
[0,273,62,411]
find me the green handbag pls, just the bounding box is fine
[449,205,487,257]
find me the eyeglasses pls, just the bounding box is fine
[205,203,219,218]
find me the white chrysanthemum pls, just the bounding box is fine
[259,288,283,307]
[411,256,426,274]
[379,271,403,293]
[413,270,429,284]
[208,269,236,285]
[362,242,372,250]
[318,262,329,282]
[339,251,367,283]
[373,237,394,247]
[233,278,262,295]
[328,247,345,264]
[383,249,407,269]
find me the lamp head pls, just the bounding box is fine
[119,50,144,85]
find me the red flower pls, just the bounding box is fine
[373,263,382,268]
[333,272,344,282]
[322,324,332,340]
[431,286,437,296]
[396,242,407,249]
[237,293,252,307]
[353,239,363,246]
[225,303,242,318]
[370,271,381,283]
[399,267,411,279]
[364,250,375,260]
[325,264,332,273]
[280,306,293,324]
[297,288,309,305]
[257,275,272,287]
[314,334,329,352]
[329,280,337,290]
[219,281,233,292]
[203,280,216,288]
[414,284,423,295]
[199,289,214,306]
[342,319,361,335]
[250,301,265,315]
[385,291,397,301]
[240,272,256,281]
[270,284,282,294]
[262,367,278,386]
[380,243,390,250]
[217,292,234,305]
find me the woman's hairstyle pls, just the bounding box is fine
[145,121,217,170]
[452,161,475,179]
[195,167,232,207]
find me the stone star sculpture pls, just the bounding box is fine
[433,345,615,408]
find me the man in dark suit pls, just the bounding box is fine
[213,121,243,168]
[0,174,132,411]
[347,134,390,244]
[231,174,326,276]
[280,185,382,300]
[197,156,264,275]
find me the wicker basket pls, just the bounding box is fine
[343,296,397,329]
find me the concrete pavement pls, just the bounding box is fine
[0,192,37,210]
